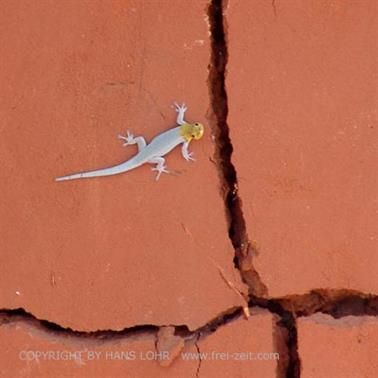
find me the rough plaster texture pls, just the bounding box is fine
[0,0,246,331]
[298,313,378,378]
[1,0,377,377]
[227,0,378,296]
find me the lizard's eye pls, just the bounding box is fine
[193,123,204,140]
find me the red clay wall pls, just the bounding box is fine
[0,1,377,377]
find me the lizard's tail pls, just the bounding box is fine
[55,160,136,182]
[56,171,98,182]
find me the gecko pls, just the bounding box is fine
[55,102,204,182]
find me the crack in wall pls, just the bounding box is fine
[260,289,378,318]
[252,300,301,378]
[206,1,378,377]
[0,308,159,342]
[206,2,299,375]
[250,290,378,378]
[3,290,375,339]
[207,0,267,298]
[1,290,376,376]
[194,336,202,378]
[0,306,244,342]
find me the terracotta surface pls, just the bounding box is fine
[227,0,378,296]
[1,0,376,377]
[0,310,277,378]
[298,313,378,378]
[0,1,246,331]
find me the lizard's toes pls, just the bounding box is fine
[184,152,195,161]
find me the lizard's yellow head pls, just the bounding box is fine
[180,122,204,142]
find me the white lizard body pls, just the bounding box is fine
[55,103,204,181]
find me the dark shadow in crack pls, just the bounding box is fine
[207,0,267,298]
[0,307,159,342]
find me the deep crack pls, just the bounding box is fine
[207,0,267,298]
[0,308,159,341]
[206,2,378,377]
[1,290,376,377]
[250,290,378,378]
[266,289,378,318]
[207,1,296,376]
[0,306,244,342]
[248,299,301,378]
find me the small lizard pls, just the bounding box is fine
[55,102,204,182]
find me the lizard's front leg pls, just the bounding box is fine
[118,130,146,152]
[181,141,195,161]
[148,157,169,181]
[173,102,188,125]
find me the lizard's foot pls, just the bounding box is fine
[118,130,134,146]
[173,102,187,113]
[172,102,188,125]
[151,165,169,181]
[183,151,195,162]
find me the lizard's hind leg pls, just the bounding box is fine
[118,130,146,152]
[148,157,169,181]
